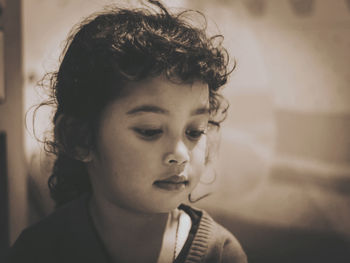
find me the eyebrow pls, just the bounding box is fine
[191,107,209,116]
[126,105,209,116]
[126,105,169,115]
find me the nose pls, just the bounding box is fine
[163,140,189,166]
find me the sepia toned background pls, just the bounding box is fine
[1,0,350,262]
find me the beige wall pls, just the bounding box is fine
[0,0,27,246]
[192,0,350,238]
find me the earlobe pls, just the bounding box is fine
[81,153,93,163]
[74,148,94,163]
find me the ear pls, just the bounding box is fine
[54,114,95,163]
[74,147,94,163]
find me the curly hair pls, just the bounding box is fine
[42,0,233,207]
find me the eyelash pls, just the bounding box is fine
[208,120,220,127]
[186,129,206,141]
[133,128,207,141]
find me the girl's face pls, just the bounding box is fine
[87,76,210,214]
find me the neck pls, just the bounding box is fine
[89,194,169,231]
[89,194,169,262]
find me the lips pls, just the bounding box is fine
[153,175,189,191]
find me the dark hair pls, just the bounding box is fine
[41,0,233,207]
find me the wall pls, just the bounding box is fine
[182,0,350,238]
[0,0,26,246]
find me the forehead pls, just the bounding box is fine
[117,76,209,112]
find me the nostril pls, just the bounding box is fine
[164,151,189,166]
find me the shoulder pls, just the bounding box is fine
[9,195,92,263]
[210,218,248,263]
[181,205,247,263]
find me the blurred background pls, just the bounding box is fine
[1,0,350,262]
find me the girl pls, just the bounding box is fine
[10,1,247,262]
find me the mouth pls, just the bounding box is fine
[153,175,189,191]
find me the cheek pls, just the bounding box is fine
[191,136,207,164]
[98,131,159,180]
[92,137,158,203]
[188,137,207,181]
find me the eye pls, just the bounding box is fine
[208,120,220,128]
[133,128,163,140]
[186,129,206,141]
[208,120,220,132]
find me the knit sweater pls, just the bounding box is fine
[9,196,247,263]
